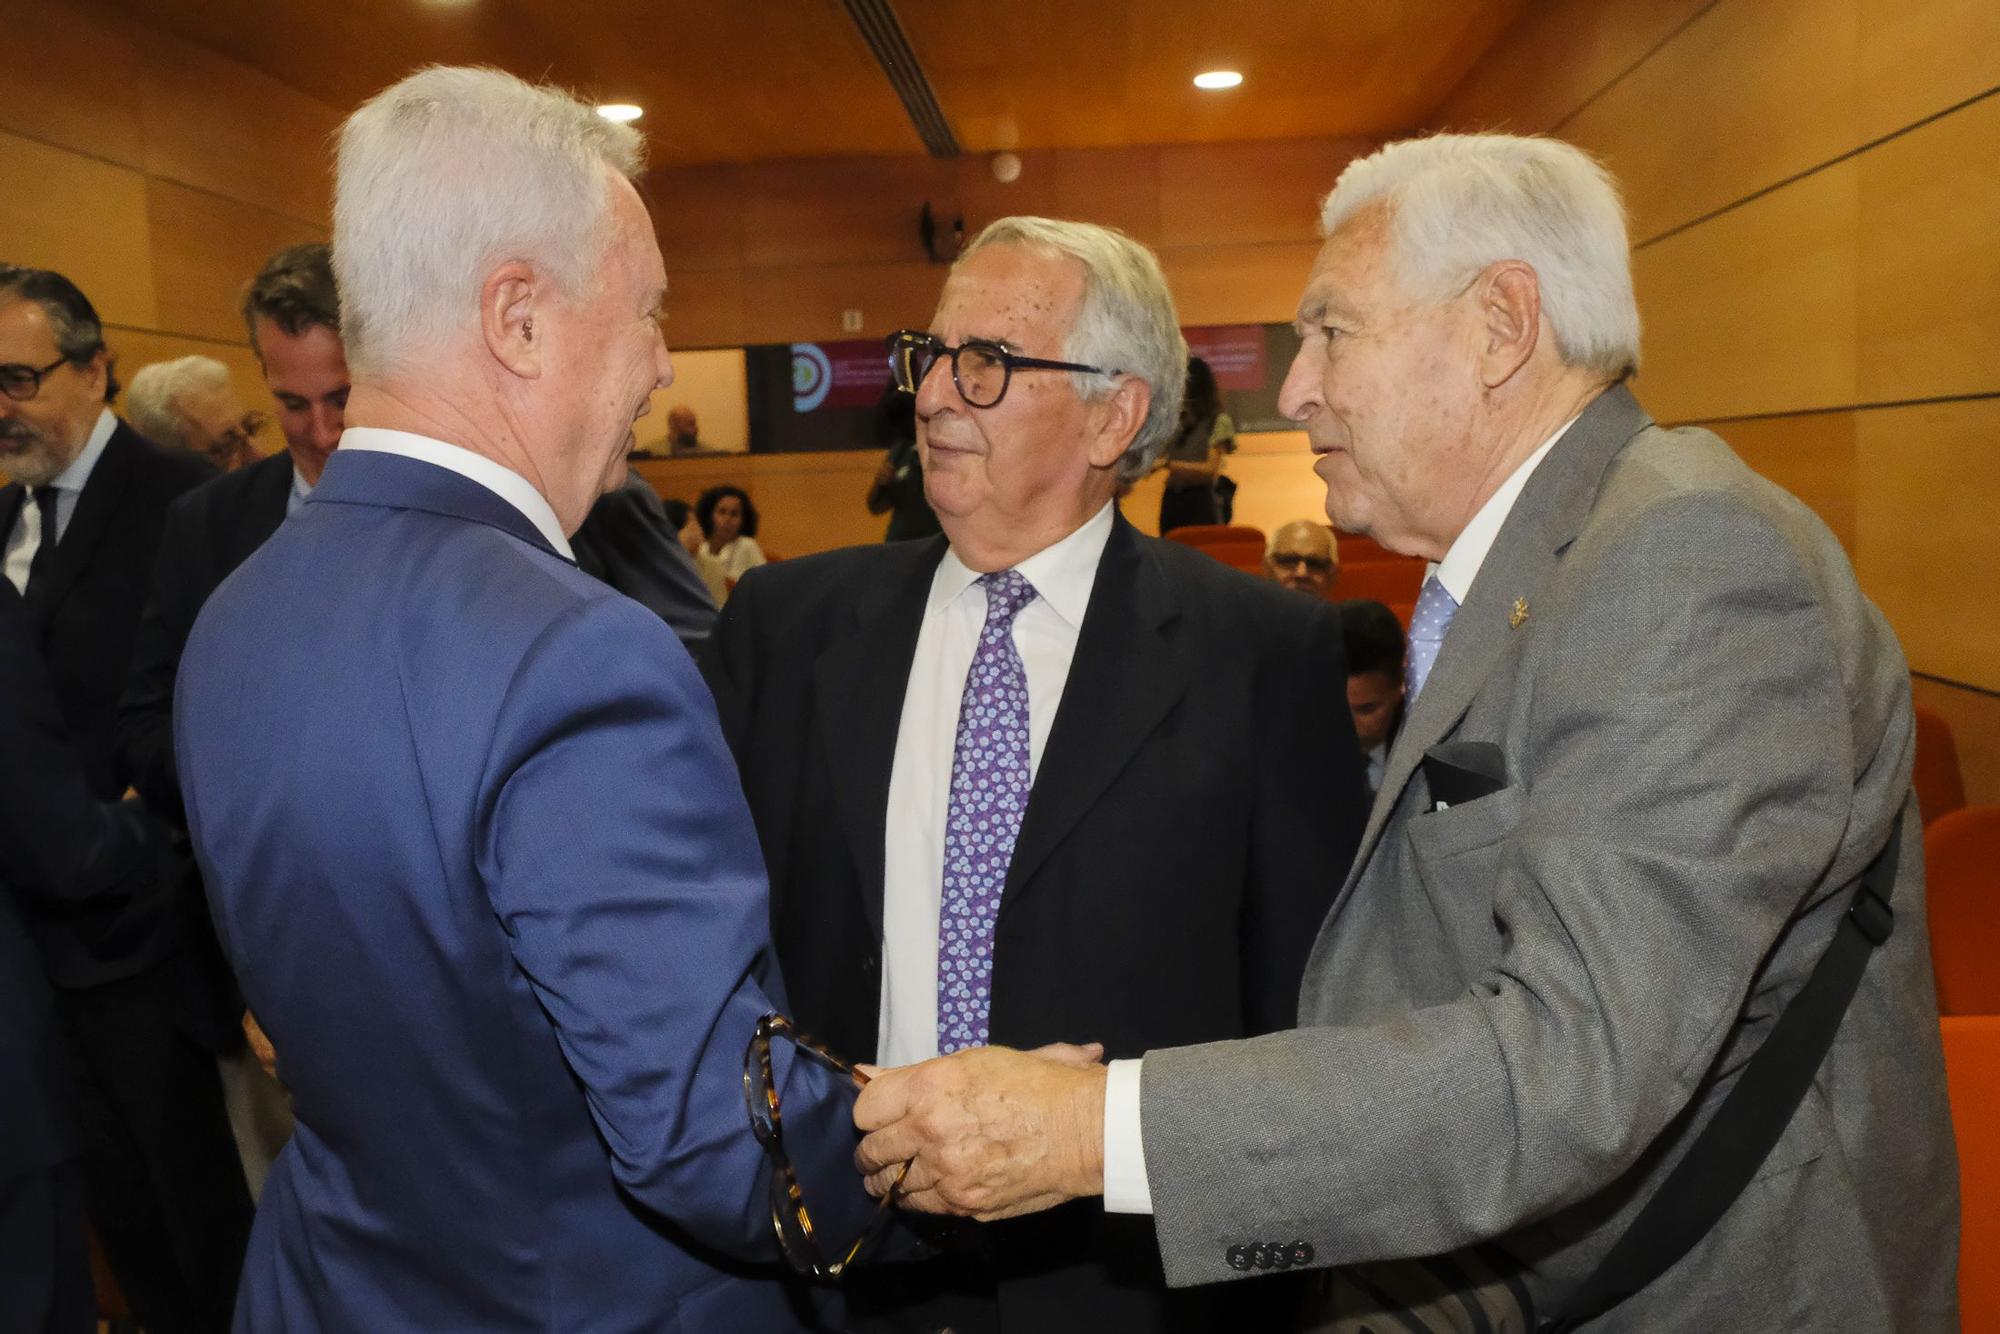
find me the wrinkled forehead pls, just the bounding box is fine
[932,245,1085,350]
[0,298,61,360]
[1294,206,1401,329]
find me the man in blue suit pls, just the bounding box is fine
[174,67,870,1331]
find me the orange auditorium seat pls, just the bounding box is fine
[1388,600,1415,630]
[1337,532,1398,564]
[1942,1014,2000,1329]
[1928,806,2000,1016]
[1915,705,1967,826]
[1335,558,1426,606]
[1165,523,1263,549]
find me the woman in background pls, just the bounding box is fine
[693,484,766,597]
[1156,356,1237,533]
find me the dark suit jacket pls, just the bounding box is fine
[0,421,214,991]
[702,510,1369,1332]
[0,581,156,1180]
[117,450,293,819]
[570,468,718,650]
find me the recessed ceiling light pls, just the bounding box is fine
[597,104,643,123]
[1193,70,1243,91]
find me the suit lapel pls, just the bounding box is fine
[1326,385,1654,918]
[33,422,136,624]
[811,539,945,938]
[236,453,294,562]
[999,515,1188,920]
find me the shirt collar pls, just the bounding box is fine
[49,408,117,493]
[930,500,1115,628]
[1430,414,1579,605]
[334,427,573,559]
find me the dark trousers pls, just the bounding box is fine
[0,1159,92,1334]
[58,964,253,1334]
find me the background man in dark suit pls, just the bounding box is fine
[0,577,158,1333]
[702,216,1369,1332]
[0,265,251,1333]
[1337,598,1405,795]
[117,243,351,1201]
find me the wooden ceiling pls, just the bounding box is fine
[110,0,1528,166]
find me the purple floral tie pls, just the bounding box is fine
[937,569,1038,1054]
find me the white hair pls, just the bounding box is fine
[126,355,231,451]
[1320,134,1640,377]
[957,217,1189,483]
[332,66,645,377]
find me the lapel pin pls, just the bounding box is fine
[1510,597,1530,629]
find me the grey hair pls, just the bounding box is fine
[332,65,645,377]
[126,355,232,451]
[956,217,1188,482]
[1320,134,1640,378]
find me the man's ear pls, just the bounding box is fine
[1085,376,1152,471]
[1473,259,1541,390]
[481,261,541,379]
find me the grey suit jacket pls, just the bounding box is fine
[1138,386,1959,1330]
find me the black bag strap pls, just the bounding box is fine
[1543,815,1905,1331]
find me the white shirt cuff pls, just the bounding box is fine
[1102,1057,1154,1214]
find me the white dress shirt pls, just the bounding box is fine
[1103,414,1580,1215]
[877,501,1115,1070]
[3,407,116,595]
[287,461,314,517]
[336,427,573,560]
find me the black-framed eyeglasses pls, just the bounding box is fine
[0,355,76,403]
[744,1012,908,1280]
[886,329,1120,409]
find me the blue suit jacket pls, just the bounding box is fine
[175,450,868,1332]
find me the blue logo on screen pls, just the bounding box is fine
[791,344,832,413]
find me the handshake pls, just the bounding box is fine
[751,1018,1117,1277]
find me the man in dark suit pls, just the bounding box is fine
[571,466,719,649]
[702,217,1368,1332]
[1,265,252,1332]
[0,578,158,1333]
[1337,599,1405,795]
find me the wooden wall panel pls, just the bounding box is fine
[0,131,158,329]
[952,151,1064,238]
[1561,0,1862,243]
[739,263,945,346]
[1857,0,2000,140]
[1161,242,1321,328]
[634,348,748,454]
[735,156,951,270]
[663,268,747,351]
[1854,399,2000,693]
[137,28,340,227]
[1052,147,1162,243]
[645,164,745,273]
[1156,139,1363,248]
[1428,0,1713,135]
[1632,162,1858,423]
[1856,93,2000,404]
[2,0,146,167]
[148,178,326,343]
[1708,411,1860,555]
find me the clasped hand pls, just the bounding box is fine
[852,1042,1108,1222]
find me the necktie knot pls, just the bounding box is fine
[31,485,58,517]
[978,569,1038,625]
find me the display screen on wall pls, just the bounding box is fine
[743,324,1304,453]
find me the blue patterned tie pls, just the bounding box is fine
[1405,574,1459,704]
[937,569,1038,1054]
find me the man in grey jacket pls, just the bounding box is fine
[852,133,1959,1330]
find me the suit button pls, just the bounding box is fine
[1225,1244,1252,1271]
[863,951,880,978]
[1289,1239,1315,1267]
[1251,1242,1274,1270]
